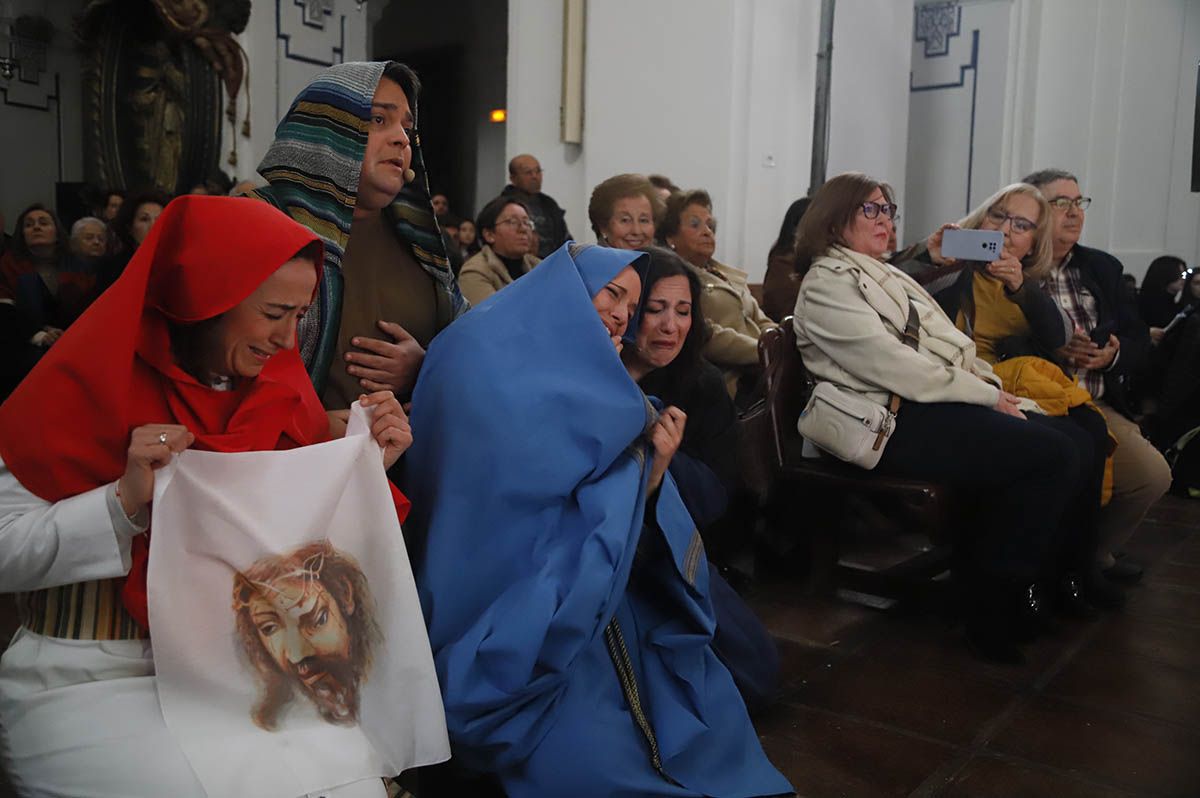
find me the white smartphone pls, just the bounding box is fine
[941,228,1004,262]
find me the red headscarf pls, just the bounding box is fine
[0,196,337,629]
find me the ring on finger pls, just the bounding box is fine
[158,432,169,445]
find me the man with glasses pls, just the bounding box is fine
[503,154,572,259]
[1023,168,1171,587]
[248,61,467,412]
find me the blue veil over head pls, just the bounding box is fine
[406,242,790,797]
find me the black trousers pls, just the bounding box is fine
[878,401,1099,583]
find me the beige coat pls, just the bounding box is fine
[793,245,1003,409]
[687,258,778,393]
[458,245,541,305]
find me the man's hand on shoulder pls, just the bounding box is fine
[344,320,425,396]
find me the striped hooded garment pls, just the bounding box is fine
[248,61,468,394]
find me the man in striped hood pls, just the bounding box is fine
[248,61,468,408]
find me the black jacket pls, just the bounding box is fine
[932,264,1071,363]
[641,359,738,530]
[500,185,572,259]
[1058,245,1151,418]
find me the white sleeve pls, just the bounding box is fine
[0,457,146,592]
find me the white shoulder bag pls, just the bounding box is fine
[797,299,921,469]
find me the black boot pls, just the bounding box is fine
[1057,572,1099,620]
[1012,582,1059,642]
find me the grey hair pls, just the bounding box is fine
[957,183,1054,282]
[69,216,106,239]
[1020,168,1078,189]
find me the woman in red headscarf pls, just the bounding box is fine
[0,196,410,798]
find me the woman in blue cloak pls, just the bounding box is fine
[405,242,792,797]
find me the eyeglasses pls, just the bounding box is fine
[1048,196,1091,211]
[496,217,535,231]
[985,208,1038,234]
[685,216,717,233]
[861,201,899,220]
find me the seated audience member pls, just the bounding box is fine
[1140,255,1188,338]
[406,242,792,797]
[1146,266,1200,458]
[0,196,412,797]
[588,173,663,251]
[1181,268,1200,314]
[906,185,1071,362]
[793,172,1094,663]
[1022,168,1171,583]
[623,246,780,707]
[247,61,466,407]
[456,218,480,258]
[66,216,108,308]
[1149,307,1200,452]
[660,189,778,404]
[502,154,572,258]
[914,183,1121,609]
[98,189,170,293]
[647,173,680,203]
[19,213,101,325]
[1,204,67,303]
[431,192,450,218]
[762,197,812,322]
[70,216,108,261]
[98,189,124,222]
[0,205,95,357]
[457,196,540,305]
[1134,256,1189,412]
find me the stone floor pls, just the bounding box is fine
[746,494,1200,797]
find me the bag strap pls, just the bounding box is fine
[872,299,921,451]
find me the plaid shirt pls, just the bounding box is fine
[1041,250,1105,398]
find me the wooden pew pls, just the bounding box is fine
[755,319,960,601]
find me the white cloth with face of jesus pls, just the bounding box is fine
[149,403,449,798]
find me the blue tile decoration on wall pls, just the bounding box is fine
[915,1,961,58]
[277,0,345,67]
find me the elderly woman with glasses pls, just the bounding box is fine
[909,184,1073,365]
[659,189,777,404]
[458,195,542,305]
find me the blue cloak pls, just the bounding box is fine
[406,243,792,797]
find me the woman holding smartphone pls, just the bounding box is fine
[910,184,1124,613]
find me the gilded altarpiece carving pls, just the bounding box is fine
[78,0,250,194]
